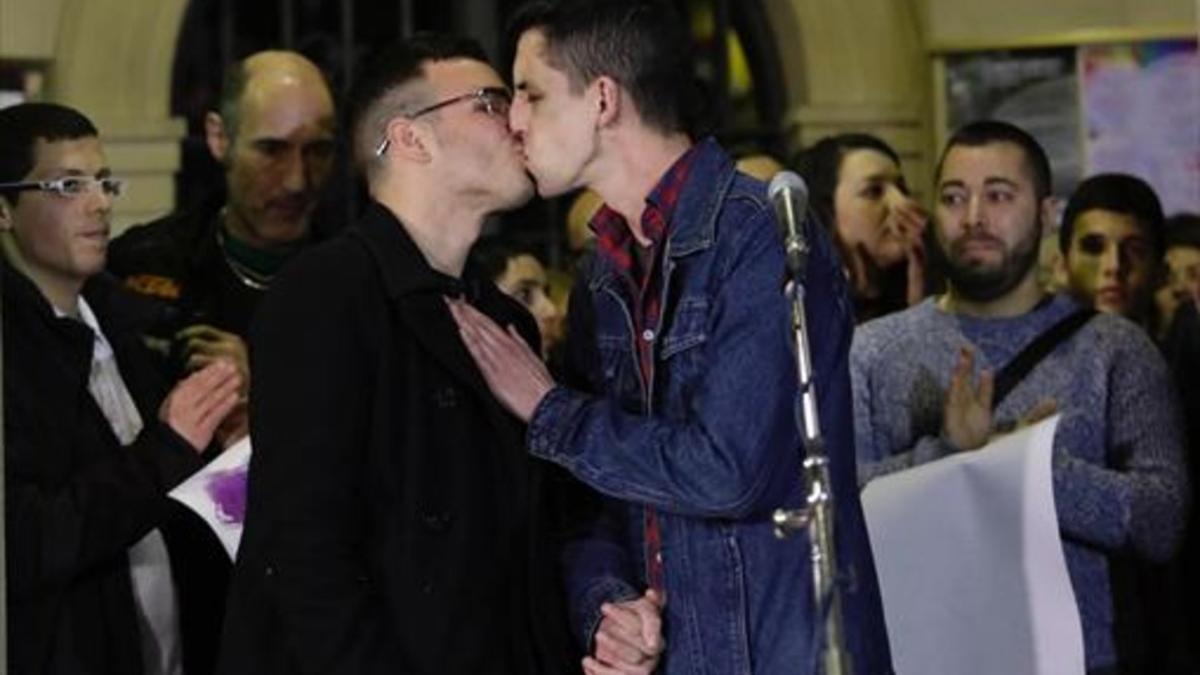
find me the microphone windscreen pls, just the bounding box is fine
[768,170,808,203]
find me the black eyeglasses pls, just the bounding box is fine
[410,86,512,119]
[0,176,124,199]
[375,87,513,157]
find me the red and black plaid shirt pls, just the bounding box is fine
[591,146,696,592]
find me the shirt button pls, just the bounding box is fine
[655,552,663,564]
[642,329,655,342]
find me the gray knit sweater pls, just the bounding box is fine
[851,294,1187,670]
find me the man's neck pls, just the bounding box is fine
[590,130,691,246]
[38,280,82,319]
[1,239,83,317]
[223,207,308,254]
[374,185,481,278]
[223,208,270,251]
[940,272,1046,319]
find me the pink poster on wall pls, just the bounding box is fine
[1081,40,1200,216]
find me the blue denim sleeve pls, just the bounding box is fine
[527,206,799,519]
[542,205,894,672]
[560,495,641,651]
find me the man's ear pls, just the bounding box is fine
[1039,196,1060,238]
[1051,247,1068,290]
[390,117,433,163]
[1043,198,1066,290]
[205,111,231,163]
[0,197,13,232]
[594,76,621,128]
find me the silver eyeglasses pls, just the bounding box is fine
[0,176,125,199]
[375,86,513,157]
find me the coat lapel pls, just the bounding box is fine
[348,202,528,439]
[394,292,496,408]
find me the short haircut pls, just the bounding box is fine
[935,120,1053,201]
[507,0,695,135]
[216,60,251,141]
[1165,213,1200,250]
[793,133,903,231]
[1060,173,1165,257]
[346,32,489,173]
[0,102,98,205]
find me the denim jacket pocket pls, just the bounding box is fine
[595,334,628,381]
[660,296,709,361]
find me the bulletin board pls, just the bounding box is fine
[932,33,1199,216]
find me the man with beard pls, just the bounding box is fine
[850,120,1187,674]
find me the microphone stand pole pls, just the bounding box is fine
[772,234,850,675]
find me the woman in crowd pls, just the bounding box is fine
[795,133,928,322]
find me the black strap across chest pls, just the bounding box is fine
[991,308,1097,409]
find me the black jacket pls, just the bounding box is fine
[3,264,205,675]
[217,202,577,675]
[106,203,267,345]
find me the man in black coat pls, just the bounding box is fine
[0,103,242,674]
[107,50,338,446]
[216,34,576,675]
[106,52,338,673]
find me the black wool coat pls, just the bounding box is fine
[3,263,210,675]
[217,202,577,675]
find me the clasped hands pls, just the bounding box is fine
[586,590,666,675]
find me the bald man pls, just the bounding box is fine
[105,51,336,674]
[109,51,336,412]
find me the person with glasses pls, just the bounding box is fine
[216,33,576,675]
[0,102,243,675]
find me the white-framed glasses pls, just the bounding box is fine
[0,176,125,199]
[374,87,513,157]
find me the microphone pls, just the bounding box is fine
[768,171,810,277]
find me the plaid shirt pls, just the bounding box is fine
[590,146,696,592]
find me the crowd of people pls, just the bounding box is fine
[1,0,1196,674]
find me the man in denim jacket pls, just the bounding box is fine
[450,1,892,673]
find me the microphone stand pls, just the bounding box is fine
[772,227,850,675]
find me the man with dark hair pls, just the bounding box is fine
[933,119,1055,202]
[216,33,575,675]
[107,50,337,442]
[1155,212,1200,667]
[1057,173,1166,327]
[0,102,241,675]
[450,1,892,673]
[471,239,563,361]
[1157,213,1200,338]
[853,119,1187,673]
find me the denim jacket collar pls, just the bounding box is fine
[665,136,733,258]
[588,137,737,292]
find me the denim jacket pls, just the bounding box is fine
[528,139,893,674]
